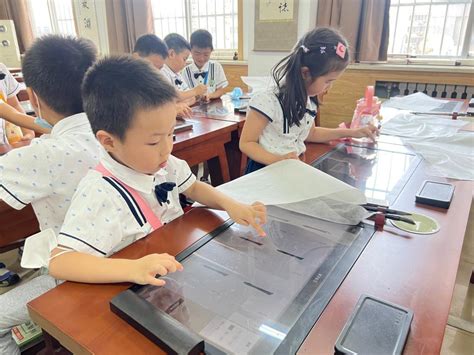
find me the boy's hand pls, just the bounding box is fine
[201,93,210,103]
[132,253,183,286]
[176,102,192,118]
[226,201,267,237]
[194,84,207,96]
[278,151,299,161]
[351,125,379,142]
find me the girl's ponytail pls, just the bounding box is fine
[272,46,308,128]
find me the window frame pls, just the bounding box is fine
[151,0,243,61]
[28,0,76,38]
[388,0,473,63]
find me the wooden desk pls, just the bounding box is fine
[29,208,229,355]
[27,138,472,354]
[191,99,247,180]
[173,117,237,186]
[299,140,473,354]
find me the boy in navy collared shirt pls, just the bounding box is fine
[49,56,266,288]
[183,29,228,99]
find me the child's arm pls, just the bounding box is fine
[7,95,36,138]
[0,99,50,134]
[306,125,378,143]
[176,102,193,118]
[177,84,207,102]
[49,249,182,285]
[184,180,267,236]
[240,109,299,165]
[208,87,226,100]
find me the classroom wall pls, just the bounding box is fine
[243,0,317,76]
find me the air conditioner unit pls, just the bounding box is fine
[0,20,21,68]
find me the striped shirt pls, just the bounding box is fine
[182,60,228,94]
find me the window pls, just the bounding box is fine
[28,0,76,38]
[388,0,472,58]
[151,0,239,59]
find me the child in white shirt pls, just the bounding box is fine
[0,63,37,144]
[182,29,228,100]
[0,35,100,355]
[49,56,266,288]
[240,27,378,174]
[162,33,207,117]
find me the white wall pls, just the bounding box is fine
[243,0,318,76]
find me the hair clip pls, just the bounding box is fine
[336,42,346,59]
[300,45,309,53]
[320,46,326,54]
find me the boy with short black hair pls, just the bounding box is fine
[132,33,168,70]
[183,29,228,99]
[48,56,266,287]
[162,33,207,112]
[0,35,100,355]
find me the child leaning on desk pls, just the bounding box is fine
[239,27,379,174]
[182,29,229,100]
[132,33,169,71]
[162,33,207,118]
[48,56,266,286]
[0,36,99,355]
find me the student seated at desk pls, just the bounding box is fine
[132,33,168,70]
[162,33,207,117]
[48,56,266,287]
[182,29,228,100]
[239,27,378,174]
[0,63,39,142]
[0,36,100,355]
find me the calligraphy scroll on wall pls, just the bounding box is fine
[254,0,299,51]
[73,0,109,54]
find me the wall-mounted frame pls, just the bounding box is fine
[254,0,299,51]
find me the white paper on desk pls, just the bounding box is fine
[241,76,274,93]
[382,92,448,111]
[403,133,474,181]
[213,160,370,225]
[381,111,468,138]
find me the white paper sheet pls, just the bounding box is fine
[382,92,449,111]
[240,76,274,93]
[403,133,474,181]
[216,159,367,206]
[381,111,468,138]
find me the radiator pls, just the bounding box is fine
[375,81,474,100]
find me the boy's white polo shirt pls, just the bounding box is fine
[182,60,228,93]
[57,151,196,257]
[160,64,189,91]
[248,89,317,156]
[0,63,21,100]
[0,112,100,234]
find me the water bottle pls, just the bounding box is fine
[350,86,381,129]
